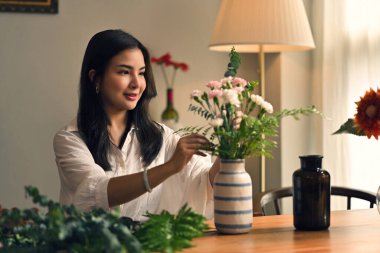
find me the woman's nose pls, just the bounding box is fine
[129,73,141,89]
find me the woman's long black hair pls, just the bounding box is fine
[78,29,163,171]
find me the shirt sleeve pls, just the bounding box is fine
[160,125,215,219]
[181,154,214,219]
[53,129,110,211]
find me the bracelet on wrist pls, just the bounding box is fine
[143,167,152,193]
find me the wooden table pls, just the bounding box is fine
[183,209,380,253]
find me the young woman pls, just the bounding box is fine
[53,29,220,221]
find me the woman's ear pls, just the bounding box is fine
[88,69,96,83]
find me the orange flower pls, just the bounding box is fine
[354,88,380,139]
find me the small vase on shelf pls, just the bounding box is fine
[161,88,179,130]
[213,159,253,234]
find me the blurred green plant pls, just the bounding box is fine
[0,186,208,253]
[135,205,208,253]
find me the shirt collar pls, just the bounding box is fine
[64,118,136,132]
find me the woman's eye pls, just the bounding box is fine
[139,72,145,76]
[118,70,130,75]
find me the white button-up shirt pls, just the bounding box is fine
[53,119,214,221]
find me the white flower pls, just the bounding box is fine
[191,89,202,98]
[209,117,224,127]
[220,76,233,85]
[223,89,240,106]
[250,94,265,106]
[262,101,273,114]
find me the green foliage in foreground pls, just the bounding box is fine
[135,205,208,253]
[0,186,208,253]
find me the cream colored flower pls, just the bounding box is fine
[262,101,273,114]
[250,94,265,106]
[209,117,224,127]
[223,89,240,106]
[221,76,233,86]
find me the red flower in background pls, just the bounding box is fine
[151,53,172,65]
[354,88,380,139]
[151,53,189,88]
[334,87,380,139]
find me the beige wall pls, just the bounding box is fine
[0,0,314,208]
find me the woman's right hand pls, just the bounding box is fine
[107,133,210,207]
[168,134,210,173]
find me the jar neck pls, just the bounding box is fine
[166,88,174,105]
[299,155,323,171]
[220,159,245,172]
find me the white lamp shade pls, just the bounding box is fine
[209,0,315,52]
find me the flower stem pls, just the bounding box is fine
[170,68,178,88]
[160,64,171,88]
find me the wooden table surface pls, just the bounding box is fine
[183,209,380,253]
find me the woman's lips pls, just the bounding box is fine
[124,93,138,101]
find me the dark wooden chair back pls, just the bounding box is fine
[260,186,376,215]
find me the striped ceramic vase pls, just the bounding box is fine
[214,159,253,234]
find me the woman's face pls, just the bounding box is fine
[99,48,146,114]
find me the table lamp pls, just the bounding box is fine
[209,0,315,191]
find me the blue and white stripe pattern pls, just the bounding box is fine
[214,159,253,234]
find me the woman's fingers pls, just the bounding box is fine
[180,134,211,152]
[169,134,211,172]
[195,151,207,157]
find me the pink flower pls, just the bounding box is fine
[207,80,222,89]
[191,89,202,98]
[232,77,247,87]
[234,86,245,93]
[209,89,223,98]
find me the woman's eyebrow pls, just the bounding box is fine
[116,64,145,70]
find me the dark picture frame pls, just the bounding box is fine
[0,0,58,14]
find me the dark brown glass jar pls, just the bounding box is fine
[293,155,330,230]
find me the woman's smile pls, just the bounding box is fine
[124,93,138,101]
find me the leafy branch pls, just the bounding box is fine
[224,47,241,77]
[135,205,208,253]
[274,105,322,120]
[0,186,208,253]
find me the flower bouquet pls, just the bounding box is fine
[178,48,319,234]
[180,48,319,160]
